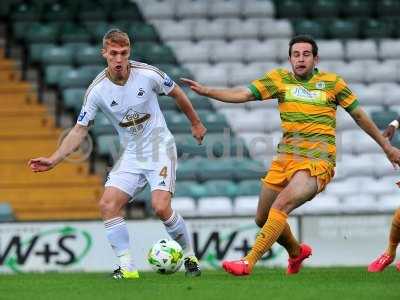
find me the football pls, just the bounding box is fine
[147,239,184,274]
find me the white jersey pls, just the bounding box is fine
[77,61,176,170]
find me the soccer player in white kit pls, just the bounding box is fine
[28,29,207,279]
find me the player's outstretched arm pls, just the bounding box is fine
[180,78,256,103]
[350,106,400,167]
[28,124,89,172]
[168,84,207,145]
[383,116,400,141]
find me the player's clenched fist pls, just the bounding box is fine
[28,157,55,172]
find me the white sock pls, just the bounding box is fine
[104,217,136,271]
[163,210,194,257]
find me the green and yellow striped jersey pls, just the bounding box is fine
[249,68,359,166]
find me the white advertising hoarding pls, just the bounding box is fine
[0,218,297,273]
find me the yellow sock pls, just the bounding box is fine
[386,208,400,257]
[245,208,288,270]
[277,223,300,258]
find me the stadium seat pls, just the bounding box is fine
[171,197,197,217]
[379,39,400,59]
[364,62,397,83]
[139,0,176,20]
[378,192,400,212]
[45,65,73,86]
[345,40,378,60]
[328,19,360,39]
[197,196,233,216]
[371,109,398,129]
[341,194,379,213]
[60,23,91,44]
[75,46,104,66]
[317,40,345,60]
[127,23,158,42]
[293,19,327,39]
[91,113,115,136]
[28,43,53,64]
[43,2,73,22]
[242,0,275,18]
[377,0,400,17]
[236,180,261,196]
[233,195,258,216]
[225,19,259,40]
[108,2,142,21]
[58,67,97,89]
[63,88,85,114]
[362,19,394,39]
[233,159,266,181]
[242,40,280,63]
[297,194,341,214]
[209,1,241,19]
[175,0,208,19]
[343,0,373,18]
[310,0,340,18]
[196,159,236,181]
[95,134,120,159]
[10,2,40,22]
[259,19,293,39]
[203,180,238,198]
[276,0,306,19]
[41,46,74,65]
[176,159,200,181]
[193,19,226,41]
[0,202,15,222]
[158,95,178,111]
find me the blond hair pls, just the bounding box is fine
[102,28,130,48]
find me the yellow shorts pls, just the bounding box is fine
[262,154,335,193]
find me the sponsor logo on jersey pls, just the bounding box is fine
[110,100,118,107]
[137,88,145,97]
[119,109,151,135]
[288,86,326,104]
[78,111,87,122]
[163,75,173,88]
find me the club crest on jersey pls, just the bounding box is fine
[137,88,145,97]
[163,75,173,87]
[315,81,326,89]
[119,108,151,135]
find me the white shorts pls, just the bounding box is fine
[104,155,177,201]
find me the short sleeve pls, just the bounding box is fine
[248,69,282,101]
[151,69,175,95]
[334,76,359,112]
[76,88,99,126]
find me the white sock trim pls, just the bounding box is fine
[163,210,178,227]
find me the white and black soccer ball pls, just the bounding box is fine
[147,239,184,274]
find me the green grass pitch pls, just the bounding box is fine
[1,267,399,300]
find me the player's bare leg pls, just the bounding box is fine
[223,170,316,276]
[152,190,201,276]
[99,187,139,279]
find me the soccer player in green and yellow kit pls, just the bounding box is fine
[182,35,400,276]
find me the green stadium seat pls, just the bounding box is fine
[310,0,340,18]
[109,2,143,22]
[77,3,107,22]
[83,21,109,41]
[75,46,104,66]
[58,68,93,89]
[203,180,238,198]
[158,64,192,83]
[62,88,85,114]
[0,0,15,19]
[0,203,15,222]
[10,2,41,22]
[158,95,178,111]
[276,0,306,19]
[12,21,39,42]
[41,46,74,65]
[176,159,200,181]
[141,45,176,65]
[127,23,159,42]
[165,113,191,134]
[91,113,116,137]
[25,23,59,44]
[197,111,229,132]
[196,159,236,181]
[343,0,373,18]
[45,65,73,86]
[43,2,73,22]
[377,0,400,17]
[361,19,394,39]
[328,19,360,39]
[236,180,261,196]
[64,42,91,54]
[28,43,54,64]
[96,134,120,159]
[371,110,398,129]
[175,180,206,199]
[59,23,91,44]
[293,19,327,39]
[185,90,214,110]
[175,133,207,157]
[233,159,266,181]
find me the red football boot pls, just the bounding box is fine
[222,259,251,276]
[368,253,394,272]
[287,244,312,275]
